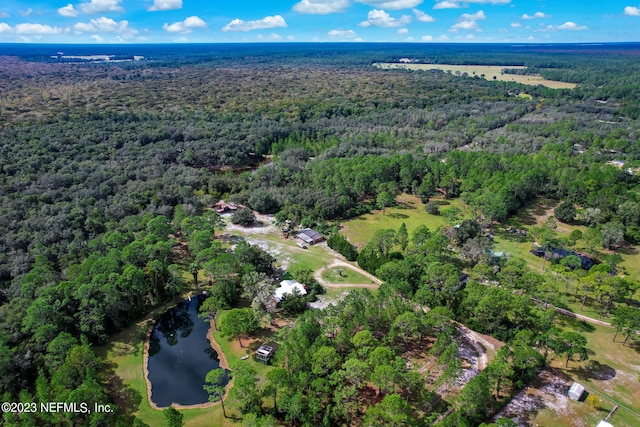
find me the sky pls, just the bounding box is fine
[0,0,639,44]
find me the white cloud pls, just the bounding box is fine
[434,1,459,9]
[293,0,350,14]
[397,27,409,34]
[15,23,63,34]
[434,0,509,8]
[359,9,411,27]
[450,20,480,31]
[413,8,435,22]
[522,11,549,20]
[624,6,640,16]
[328,28,359,38]
[163,16,206,33]
[510,22,521,28]
[460,10,486,21]
[222,15,287,32]
[438,34,450,40]
[357,0,423,9]
[421,34,433,41]
[19,9,33,17]
[73,17,133,33]
[557,21,588,30]
[79,0,124,14]
[58,4,78,17]
[148,0,183,12]
[0,12,9,18]
[90,34,104,42]
[0,23,12,33]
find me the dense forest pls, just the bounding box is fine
[1,43,640,426]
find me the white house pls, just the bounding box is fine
[273,280,307,303]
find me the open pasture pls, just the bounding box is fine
[374,63,577,89]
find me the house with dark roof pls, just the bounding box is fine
[296,228,325,245]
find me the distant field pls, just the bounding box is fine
[340,194,465,248]
[374,63,577,89]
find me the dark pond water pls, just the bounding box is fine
[147,295,226,407]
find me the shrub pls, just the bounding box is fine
[424,201,440,215]
[231,208,256,227]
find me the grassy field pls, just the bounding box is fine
[531,319,640,427]
[321,266,376,285]
[373,63,577,89]
[340,194,465,248]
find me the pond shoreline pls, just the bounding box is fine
[143,299,232,410]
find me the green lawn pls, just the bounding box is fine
[340,194,465,248]
[532,320,640,427]
[321,266,376,285]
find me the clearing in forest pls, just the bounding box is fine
[374,63,577,89]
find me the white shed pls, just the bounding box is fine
[596,421,613,427]
[568,382,585,401]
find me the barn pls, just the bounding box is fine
[296,228,325,245]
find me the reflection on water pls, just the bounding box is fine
[147,295,227,407]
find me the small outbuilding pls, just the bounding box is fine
[596,422,614,427]
[256,345,275,364]
[296,228,324,245]
[273,280,307,303]
[568,382,585,401]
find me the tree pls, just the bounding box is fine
[219,309,259,348]
[554,201,576,224]
[456,372,491,423]
[203,368,228,418]
[163,406,183,427]
[424,201,440,215]
[456,219,481,244]
[229,362,260,415]
[312,346,341,376]
[397,223,409,251]
[231,208,256,227]
[552,331,589,367]
[601,221,625,249]
[377,191,395,214]
[612,306,640,345]
[362,394,411,427]
[265,368,288,412]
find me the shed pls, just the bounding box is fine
[568,382,585,401]
[273,280,307,303]
[596,422,614,427]
[296,228,324,245]
[256,345,275,364]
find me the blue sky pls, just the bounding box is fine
[0,0,639,43]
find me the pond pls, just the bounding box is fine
[147,294,227,407]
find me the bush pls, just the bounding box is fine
[231,208,256,227]
[554,201,576,224]
[280,289,308,314]
[424,201,440,215]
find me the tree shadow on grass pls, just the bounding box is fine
[571,360,616,381]
[553,314,596,333]
[102,359,144,423]
[616,246,639,256]
[387,213,409,219]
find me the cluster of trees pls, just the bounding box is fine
[204,289,544,426]
[2,44,640,425]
